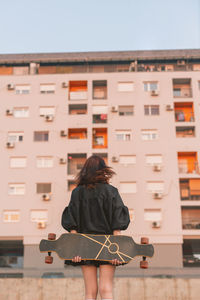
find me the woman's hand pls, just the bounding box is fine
[72,256,82,263]
[111,258,122,265]
[113,230,121,236]
[70,230,77,234]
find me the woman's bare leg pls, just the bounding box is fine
[81,265,98,300]
[99,265,115,299]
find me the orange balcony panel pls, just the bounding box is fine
[68,128,87,139]
[178,152,198,174]
[92,128,107,149]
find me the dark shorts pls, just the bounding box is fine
[64,260,127,268]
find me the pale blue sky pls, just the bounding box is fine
[0,0,199,54]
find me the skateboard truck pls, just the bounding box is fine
[44,233,56,264]
[140,237,149,269]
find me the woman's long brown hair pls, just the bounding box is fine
[75,155,116,188]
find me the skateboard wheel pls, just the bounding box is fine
[140,260,148,269]
[141,237,149,244]
[45,256,53,264]
[48,233,56,240]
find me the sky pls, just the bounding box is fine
[0,0,199,54]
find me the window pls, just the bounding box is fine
[92,106,108,123]
[116,130,131,141]
[144,105,159,115]
[93,80,107,99]
[3,211,20,222]
[10,157,27,168]
[119,182,137,193]
[13,107,29,118]
[8,132,24,142]
[69,104,87,115]
[119,155,136,164]
[92,128,107,148]
[146,155,162,165]
[176,126,195,138]
[68,128,87,139]
[141,129,158,140]
[119,106,134,116]
[68,154,86,175]
[117,82,134,92]
[34,131,49,141]
[30,210,48,222]
[36,157,53,168]
[39,107,55,116]
[69,81,87,100]
[144,82,158,92]
[147,181,164,193]
[36,183,51,193]
[144,209,162,221]
[15,85,30,94]
[40,84,55,94]
[8,183,25,195]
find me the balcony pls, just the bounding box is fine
[69,81,87,100]
[69,104,87,115]
[176,127,195,138]
[182,207,200,229]
[174,103,194,122]
[92,128,107,149]
[180,179,200,200]
[93,80,107,99]
[183,239,200,267]
[178,153,199,174]
[93,114,107,124]
[67,153,86,175]
[68,128,87,139]
[173,78,192,98]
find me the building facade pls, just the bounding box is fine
[0,49,200,276]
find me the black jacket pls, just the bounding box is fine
[61,183,130,234]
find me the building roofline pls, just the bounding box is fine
[0,49,200,64]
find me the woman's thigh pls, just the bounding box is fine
[81,265,98,296]
[99,264,115,297]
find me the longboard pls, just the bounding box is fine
[39,233,154,268]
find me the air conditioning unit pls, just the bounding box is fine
[60,130,68,137]
[59,158,67,164]
[45,115,54,122]
[153,192,163,199]
[112,156,119,162]
[153,164,162,172]
[177,60,185,66]
[62,82,68,88]
[42,194,51,201]
[6,142,15,148]
[166,104,173,111]
[6,109,13,116]
[111,105,118,112]
[37,221,46,229]
[151,90,159,96]
[152,221,161,228]
[7,84,15,90]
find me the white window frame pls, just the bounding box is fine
[15,85,30,95]
[40,84,55,94]
[13,107,29,118]
[143,82,158,92]
[146,155,162,165]
[117,82,134,92]
[119,155,136,165]
[39,106,55,116]
[10,157,27,168]
[116,130,131,141]
[147,181,164,193]
[36,157,53,168]
[8,183,25,195]
[144,209,162,221]
[92,106,108,114]
[3,211,20,222]
[141,130,158,140]
[30,210,48,222]
[8,132,24,142]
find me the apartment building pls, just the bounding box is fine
[0,49,200,276]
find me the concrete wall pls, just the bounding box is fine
[0,278,200,300]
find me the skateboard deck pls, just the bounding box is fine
[39,233,154,267]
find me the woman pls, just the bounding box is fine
[61,155,130,300]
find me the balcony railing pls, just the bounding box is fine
[178,162,199,174]
[173,88,192,98]
[180,188,200,200]
[182,218,200,229]
[183,255,200,267]
[175,111,195,122]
